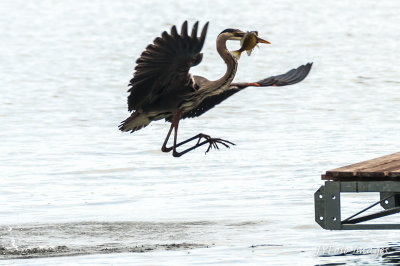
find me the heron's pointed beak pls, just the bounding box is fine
[256,37,270,44]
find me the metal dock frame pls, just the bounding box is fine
[315,181,400,230]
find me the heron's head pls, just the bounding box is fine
[218,28,270,59]
[218,28,246,40]
[218,29,270,44]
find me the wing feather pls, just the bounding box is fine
[127,21,209,112]
[256,63,312,86]
[179,87,241,120]
[180,63,313,119]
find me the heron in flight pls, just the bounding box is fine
[119,21,312,157]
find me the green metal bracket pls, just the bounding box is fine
[315,181,400,230]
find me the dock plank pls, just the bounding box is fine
[322,152,400,181]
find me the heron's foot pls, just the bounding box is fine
[196,134,235,154]
[161,146,173,153]
[205,138,235,154]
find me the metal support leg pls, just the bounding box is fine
[314,182,341,230]
[315,181,400,230]
[314,186,326,229]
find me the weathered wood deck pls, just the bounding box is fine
[322,152,400,181]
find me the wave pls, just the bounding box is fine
[0,220,267,260]
[0,243,207,260]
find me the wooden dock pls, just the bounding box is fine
[315,152,400,230]
[322,152,400,181]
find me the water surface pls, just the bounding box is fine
[1,0,400,265]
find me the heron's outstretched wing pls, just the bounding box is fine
[254,62,312,87]
[181,63,312,119]
[127,21,209,112]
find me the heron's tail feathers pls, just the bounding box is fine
[119,111,150,133]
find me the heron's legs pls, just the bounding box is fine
[161,110,181,153]
[160,110,235,157]
[164,133,235,157]
[171,134,235,157]
[161,122,175,152]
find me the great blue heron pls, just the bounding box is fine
[119,21,312,157]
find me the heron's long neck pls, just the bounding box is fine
[212,36,238,89]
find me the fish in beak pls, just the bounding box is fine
[232,31,270,59]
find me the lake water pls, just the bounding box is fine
[1,0,400,265]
